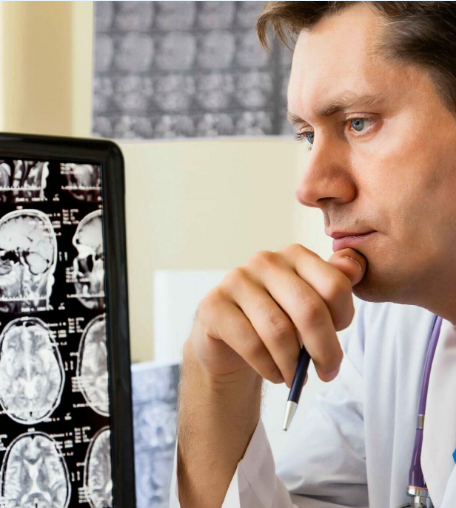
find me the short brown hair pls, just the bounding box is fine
[257,1,456,114]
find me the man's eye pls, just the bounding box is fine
[294,131,314,144]
[350,119,365,132]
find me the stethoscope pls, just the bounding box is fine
[398,314,443,508]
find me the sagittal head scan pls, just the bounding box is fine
[72,210,105,310]
[84,427,112,508]
[0,160,49,203]
[77,314,109,416]
[0,432,70,508]
[60,163,101,202]
[0,210,57,313]
[0,317,64,424]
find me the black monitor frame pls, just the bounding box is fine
[0,132,135,508]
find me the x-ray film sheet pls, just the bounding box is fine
[0,159,112,508]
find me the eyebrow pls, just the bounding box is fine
[287,91,386,127]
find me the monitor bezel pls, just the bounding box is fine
[0,132,135,508]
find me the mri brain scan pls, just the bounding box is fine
[0,160,49,203]
[0,210,57,313]
[72,210,105,310]
[0,317,64,424]
[0,432,70,508]
[61,163,102,202]
[77,314,109,416]
[84,427,112,508]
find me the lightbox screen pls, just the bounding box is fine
[0,159,112,508]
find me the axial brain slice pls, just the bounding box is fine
[84,427,112,508]
[77,315,109,416]
[0,210,57,313]
[72,210,105,310]
[0,317,64,424]
[0,432,70,508]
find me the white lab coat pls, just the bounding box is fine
[169,299,456,508]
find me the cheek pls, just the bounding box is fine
[350,116,448,231]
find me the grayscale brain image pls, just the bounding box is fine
[0,160,49,203]
[0,432,70,508]
[61,163,102,202]
[71,210,105,310]
[92,1,293,139]
[84,427,112,508]
[0,209,57,314]
[0,158,113,508]
[77,314,109,416]
[0,317,64,424]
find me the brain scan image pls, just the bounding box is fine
[61,163,102,202]
[0,317,64,424]
[0,432,70,508]
[0,160,49,203]
[0,210,57,313]
[84,427,112,508]
[72,210,105,310]
[77,314,109,416]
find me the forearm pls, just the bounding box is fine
[177,340,263,508]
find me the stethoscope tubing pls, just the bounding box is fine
[408,314,443,488]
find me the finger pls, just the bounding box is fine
[241,257,342,383]
[256,264,343,386]
[277,245,360,331]
[196,288,285,384]
[221,267,301,387]
[328,248,367,287]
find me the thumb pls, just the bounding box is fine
[328,248,367,287]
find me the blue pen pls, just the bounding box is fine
[283,344,311,431]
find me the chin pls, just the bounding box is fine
[351,265,417,305]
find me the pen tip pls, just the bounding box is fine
[282,401,298,431]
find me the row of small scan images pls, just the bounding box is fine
[0,161,102,203]
[0,314,109,426]
[0,426,112,508]
[0,208,105,314]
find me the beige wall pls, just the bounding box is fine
[0,1,332,362]
[0,1,93,137]
[120,138,305,361]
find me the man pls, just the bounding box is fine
[170,2,456,507]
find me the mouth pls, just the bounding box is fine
[332,231,377,252]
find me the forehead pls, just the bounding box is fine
[287,3,400,121]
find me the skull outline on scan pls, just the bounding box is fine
[72,210,105,310]
[0,431,71,508]
[0,210,57,313]
[77,314,109,416]
[84,426,113,508]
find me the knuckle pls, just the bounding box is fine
[281,243,318,259]
[281,243,304,257]
[267,314,295,342]
[246,250,276,269]
[299,298,327,328]
[221,266,247,291]
[242,334,264,358]
[202,287,224,309]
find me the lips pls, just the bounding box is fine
[332,231,376,252]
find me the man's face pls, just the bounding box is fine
[288,3,456,306]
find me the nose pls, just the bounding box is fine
[295,135,356,209]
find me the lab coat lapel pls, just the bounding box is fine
[421,319,456,508]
